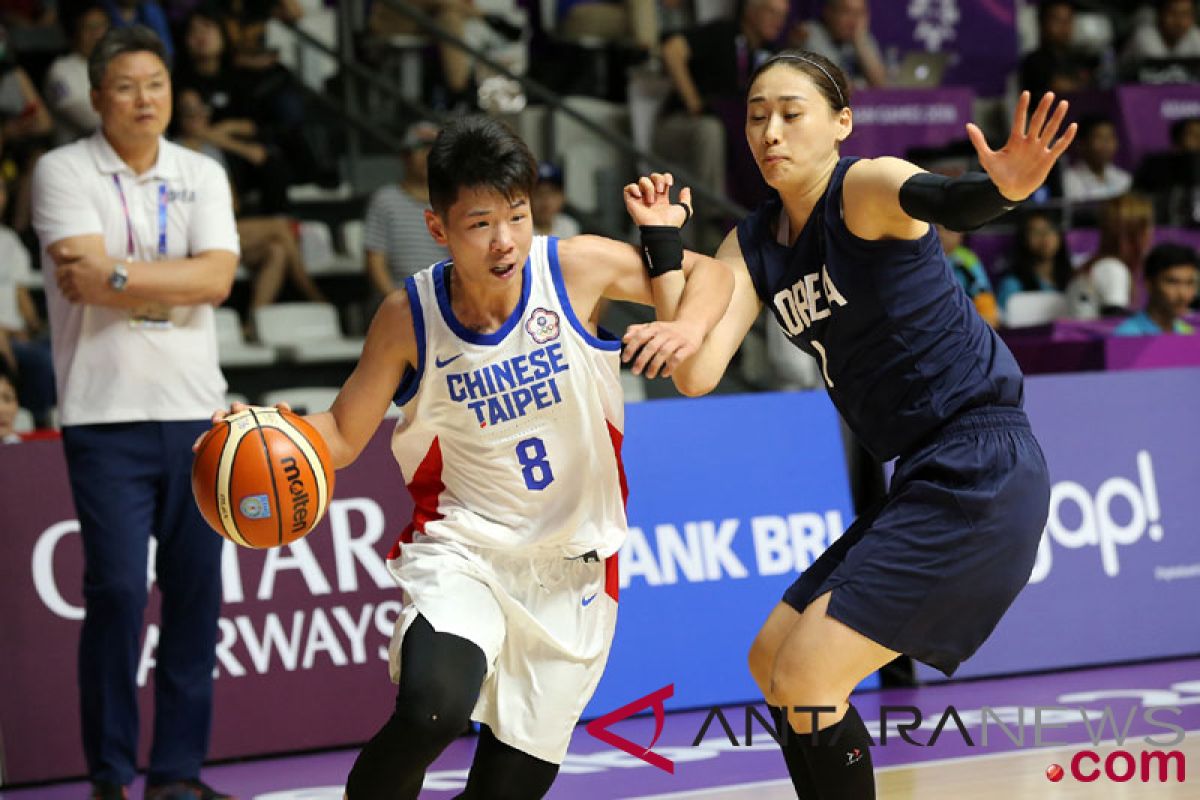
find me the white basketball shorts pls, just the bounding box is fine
[387,533,619,763]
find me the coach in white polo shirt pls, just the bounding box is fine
[31,26,237,800]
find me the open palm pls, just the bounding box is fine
[966,91,1078,203]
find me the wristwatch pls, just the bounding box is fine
[109,259,129,292]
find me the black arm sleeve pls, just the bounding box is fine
[898,171,1020,232]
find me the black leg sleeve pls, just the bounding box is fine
[346,615,487,800]
[455,725,560,800]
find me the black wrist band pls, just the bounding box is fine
[640,225,684,278]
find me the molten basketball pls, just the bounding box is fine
[192,406,336,548]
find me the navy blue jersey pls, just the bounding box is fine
[737,157,1024,460]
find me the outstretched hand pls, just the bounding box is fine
[623,172,693,228]
[966,91,1077,203]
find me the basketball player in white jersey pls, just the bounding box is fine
[209,115,730,798]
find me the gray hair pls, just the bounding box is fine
[88,25,170,90]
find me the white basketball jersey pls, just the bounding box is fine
[390,236,629,557]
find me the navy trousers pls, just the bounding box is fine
[62,420,222,786]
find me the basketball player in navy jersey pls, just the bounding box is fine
[207,115,730,799]
[622,52,1075,798]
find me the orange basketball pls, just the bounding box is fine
[192,406,336,548]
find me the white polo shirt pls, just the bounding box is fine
[31,131,240,426]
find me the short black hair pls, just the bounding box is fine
[1077,114,1116,140]
[88,25,170,89]
[1157,0,1193,14]
[63,2,107,41]
[1038,0,1075,23]
[1144,242,1199,280]
[1170,116,1200,146]
[426,116,537,217]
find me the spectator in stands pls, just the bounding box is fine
[794,0,887,88]
[217,0,304,72]
[174,87,326,323]
[174,8,294,214]
[1062,115,1131,203]
[102,0,174,57]
[177,5,324,188]
[531,161,581,239]
[1123,0,1200,62]
[1134,116,1200,225]
[174,9,242,119]
[364,120,448,298]
[366,0,477,110]
[44,4,109,144]
[996,209,1073,313]
[1170,115,1200,152]
[1019,0,1096,99]
[1,1,56,30]
[0,356,21,443]
[938,224,999,328]
[1069,192,1155,317]
[657,0,788,249]
[558,0,659,54]
[0,178,54,427]
[0,26,55,235]
[31,25,237,799]
[1113,242,1198,334]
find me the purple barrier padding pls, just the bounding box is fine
[1105,332,1200,370]
[0,427,414,785]
[1000,336,1106,375]
[840,87,975,160]
[1054,318,1123,338]
[918,367,1200,681]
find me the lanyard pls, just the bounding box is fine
[112,175,168,259]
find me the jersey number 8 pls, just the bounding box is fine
[516,437,554,491]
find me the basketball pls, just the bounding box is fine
[192,406,336,548]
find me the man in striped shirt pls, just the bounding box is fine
[364,120,449,297]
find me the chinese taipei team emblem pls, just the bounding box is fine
[526,307,561,344]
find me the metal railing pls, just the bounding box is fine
[280,1,749,221]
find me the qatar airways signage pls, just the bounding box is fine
[0,436,414,786]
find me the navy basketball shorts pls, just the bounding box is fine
[782,406,1050,677]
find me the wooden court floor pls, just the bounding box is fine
[631,734,1198,799]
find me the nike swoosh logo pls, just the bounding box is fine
[582,593,598,607]
[435,353,464,368]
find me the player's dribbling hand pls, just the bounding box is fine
[191,402,293,452]
[623,172,693,228]
[967,91,1077,203]
[621,318,704,379]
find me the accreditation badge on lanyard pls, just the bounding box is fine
[114,176,172,329]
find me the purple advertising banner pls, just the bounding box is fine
[0,428,414,785]
[1115,84,1200,171]
[869,0,1018,96]
[790,1,1017,95]
[918,367,1200,682]
[840,87,974,160]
